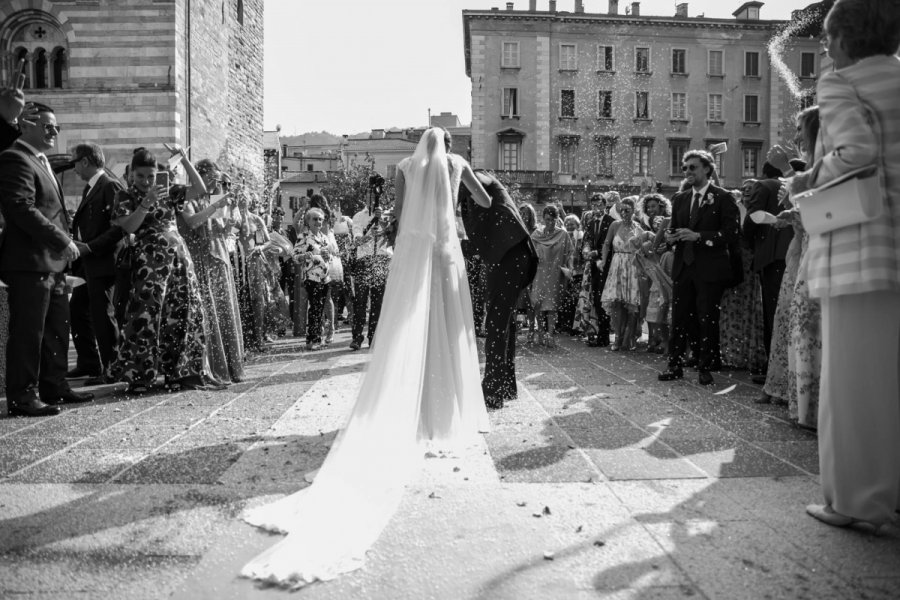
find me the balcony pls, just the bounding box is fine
[494,170,554,186]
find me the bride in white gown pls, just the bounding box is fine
[240,127,493,588]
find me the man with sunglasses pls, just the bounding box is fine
[659,150,740,385]
[0,102,94,416]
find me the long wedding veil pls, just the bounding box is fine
[240,128,461,588]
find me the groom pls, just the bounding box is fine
[460,171,537,410]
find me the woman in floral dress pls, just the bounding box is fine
[111,147,221,393]
[600,197,652,351]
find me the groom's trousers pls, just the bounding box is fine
[481,240,537,401]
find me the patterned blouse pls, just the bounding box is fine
[113,185,185,239]
[293,229,332,283]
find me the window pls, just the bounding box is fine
[671,92,687,120]
[708,50,724,76]
[635,47,650,73]
[742,145,761,177]
[706,143,726,178]
[558,138,579,173]
[596,137,615,177]
[708,94,723,121]
[500,141,520,170]
[502,87,519,117]
[597,45,614,71]
[598,91,613,118]
[669,140,689,176]
[3,20,70,90]
[632,139,653,176]
[744,95,759,122]
[745,51,760,77]
[307,164,314,172]
[559,43,577,70]
[801,52,815,77]
[502,41,520,68]
[672,49,686,74]
[560,89,576,118]
[34,48,48,89]
[635,91,649,119]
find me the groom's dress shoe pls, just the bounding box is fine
[44,389,94,405]
[658,368,684,381]
[698,371,714,386]
[8,397,61,417]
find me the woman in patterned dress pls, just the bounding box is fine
[111,147,222,393]
[529,205,574,348]
[600,197,652,351]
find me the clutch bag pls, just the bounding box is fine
[793,165,882,235]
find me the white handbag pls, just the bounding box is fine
[793,165,882,236]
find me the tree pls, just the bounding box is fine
[320,157,395,217]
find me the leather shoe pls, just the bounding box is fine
[698,371,714,386]
[349,338,363,351]
[754,393,773,404]
[8,397,61,417]
[66,366,101,379]
[658,368,684,381]
[752,375,767,385]
[44,389,94,405]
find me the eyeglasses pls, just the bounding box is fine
[681,164,699,172]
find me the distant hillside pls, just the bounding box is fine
[280,131,342,146]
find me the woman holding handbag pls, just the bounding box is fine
[788,0,900,529]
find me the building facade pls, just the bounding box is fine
[0,0,264,209]
[463,0,820,205]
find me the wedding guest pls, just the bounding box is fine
[635,193,669,350]
[239,192,278,351]
[308,193,340,345]
[349,203,391,350]
[583,193,616,346]
[717,187,766,372]
[294,207,336,351]
[744,162,793,370]
[67,142,125,383]
[331,204,355,326]
[111,147,222,393]
[792,0,900,529]
[288,207,309,337]
[529,204,574,348]
[600,197,651,351]
[516,202,538,337]
[178,158,244,382]
[556,214,582,335]
[0,102,93,415]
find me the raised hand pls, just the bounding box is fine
[0,59,26,125]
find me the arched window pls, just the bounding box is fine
[34,47,48,88]
[51,47,66,88]
[237,0,244,25]
[1,12,69,90]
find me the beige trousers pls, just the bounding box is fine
[819,290,900,524]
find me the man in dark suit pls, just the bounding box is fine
[460,171,537,409]
[67,142,125,382]
[0,102,93,416]
[743,162,793,367]
[659,150,740,386]
[583,194,616,346]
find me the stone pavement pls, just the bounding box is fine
[1,329,898,600]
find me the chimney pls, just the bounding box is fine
[608,0,619,15]
[506,2,514,10]
[675,3,687,17]
[549,0,556,11]
[631,2,640,16]
[575,0,584,12]
[529,0,537,10]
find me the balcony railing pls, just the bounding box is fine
[493,170,554,186]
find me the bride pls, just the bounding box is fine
[240,127,493,588]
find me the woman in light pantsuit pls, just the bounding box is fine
[789,0,900,528]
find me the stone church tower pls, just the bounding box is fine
[0,0,265,207]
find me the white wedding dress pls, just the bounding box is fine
[240,128,490,588]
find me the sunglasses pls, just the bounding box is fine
[41,123,61,133]
[681,164,700,172]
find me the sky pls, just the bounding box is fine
[264,0,814,136]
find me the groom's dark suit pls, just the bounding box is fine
[668,184,740,373]
[0,140,76,404]
[69,171,125,372]
[460,172,537,405]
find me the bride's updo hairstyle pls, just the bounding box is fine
[442,128,452,153]
[131,146,157,171]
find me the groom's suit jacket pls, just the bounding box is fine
[460,173,537,287]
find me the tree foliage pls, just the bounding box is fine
[320,156,395,217]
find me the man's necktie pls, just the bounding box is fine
[684,192,701,265]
